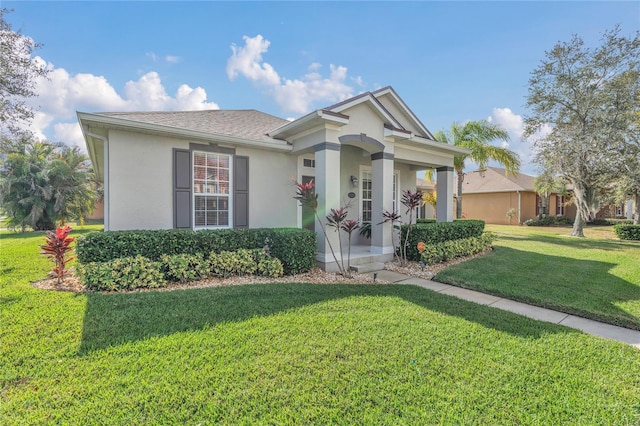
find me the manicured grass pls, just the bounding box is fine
[2,228,640,424]
[435,224,640,330]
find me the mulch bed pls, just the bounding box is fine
[32,249,492,294]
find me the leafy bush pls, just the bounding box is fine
[76,228,316,275]
[161,254,209,283]
[400,220,485,261]
[209,249,283,278]
[613,224,640,241]
[420,232,496,265]
[523,216,572,226]
[77,256,165,291]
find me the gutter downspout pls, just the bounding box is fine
[517,191,521,225]
[85,130,109,231]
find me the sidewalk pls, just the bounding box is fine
[366,270,640,349]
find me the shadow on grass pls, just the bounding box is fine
[495,233,638,251]
[434,246,640,330]
[79,283,575,354]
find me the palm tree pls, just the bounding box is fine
[434,121,520,219]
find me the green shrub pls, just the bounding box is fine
[161,254,209,283]
[613,224,640,241]
[208,249,284,278]
[76,228,316,275]
[77,256,165,291]
[400,220,485,261]
[588,218,634,226]
[523,216,572,226]
[420,232,496,265]
[257,256,284,278]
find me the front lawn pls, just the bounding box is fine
[435,224,640,330]
[2,228,639,424]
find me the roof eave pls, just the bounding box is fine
[78,111,292,152]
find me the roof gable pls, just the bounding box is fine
[372,86,435,139]
[461,167,535,194]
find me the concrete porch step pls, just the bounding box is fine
[350,262,385,273]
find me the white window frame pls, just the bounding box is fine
[360,166,400,222]
[192,151,233,229]
[360,167,373,223]
[556,195,564,216]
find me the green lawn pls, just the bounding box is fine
[2,227,640,424]
[435,224,640,330]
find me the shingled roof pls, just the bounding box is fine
[98,110,290,143]
[461,167,535,194]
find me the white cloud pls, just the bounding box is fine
[53,122,85,149]
[27,57,219,146]
[487,107,538,175]
[226,35,280,86]
[165,55,181,63]
[226,35,354,114]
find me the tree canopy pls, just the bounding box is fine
[524,26,640,233]
[0,8,48,137]
[434,120,520,219]
[0,136,97,230]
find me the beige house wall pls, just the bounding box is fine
[462,191,538,225]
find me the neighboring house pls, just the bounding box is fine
[416,178,436,219]
[456,167,549,225]
[78,86,469,271]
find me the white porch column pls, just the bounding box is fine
[436,166,454,222]
[314,142,342,269]
[371,152,394,255]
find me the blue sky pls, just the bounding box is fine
[6,1,639,175]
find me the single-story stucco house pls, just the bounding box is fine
[78,86,469,271]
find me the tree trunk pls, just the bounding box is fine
[570,180,588,237]
[456,171,464,219]
[634,192,640,225]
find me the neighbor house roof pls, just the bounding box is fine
[461,167,536,194]
[97,110,290,144]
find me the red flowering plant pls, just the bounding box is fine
[40,225,75,285]
[400,189,423,264]
[379,210,402,263]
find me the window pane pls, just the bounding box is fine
[195,211,205,227]
[194,153,206,166]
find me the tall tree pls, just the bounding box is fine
[434,120,520,219]
[0,8,48,137]
[524,26,640,236]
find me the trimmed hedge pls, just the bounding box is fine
[76,228,316,275]
[614,224,640,241]
[416,218,436,224]
[400,220,485,261]
[420,232,496,265]
[588,218,634,226]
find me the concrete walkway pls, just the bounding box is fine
[366,270,640,349]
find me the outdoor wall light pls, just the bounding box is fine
[350,175,358,187]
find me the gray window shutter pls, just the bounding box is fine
[173,149,192,229]
[234,156,249,228]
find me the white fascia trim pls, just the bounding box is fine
[405,135,471,156]
[269,110,348,138]
[77,112,292,153]
[330,93,403,129]
[384,127,412,140]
